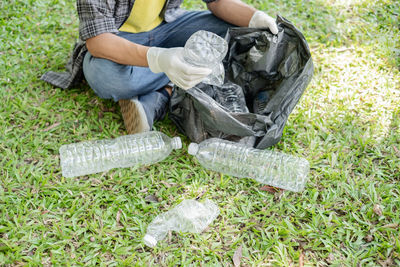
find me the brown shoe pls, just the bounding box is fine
[119,98,150,134]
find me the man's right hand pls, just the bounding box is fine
[147,47,212,90]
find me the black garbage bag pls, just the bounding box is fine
[169,15,314,149]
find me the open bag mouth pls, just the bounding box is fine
[170,15,314,149]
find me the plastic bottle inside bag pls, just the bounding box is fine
[253,90,270,114]
[215,82,249,113]
[183,30,228,87]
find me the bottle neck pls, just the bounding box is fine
[171,137,182,150]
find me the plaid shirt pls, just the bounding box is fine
[41,0,215,89]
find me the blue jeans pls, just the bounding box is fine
[83,10,233,102]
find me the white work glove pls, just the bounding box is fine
[248,11,279,34]
[147,47,212,90]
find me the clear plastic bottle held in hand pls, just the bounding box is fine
[188,138,310,192]
[59,131,182,178]
[183,30,228,86]
[143,199,219,248]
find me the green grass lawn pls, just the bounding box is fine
[1,0,399,265]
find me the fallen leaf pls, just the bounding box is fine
[41,210,50,215]
[160,181,171,188]
[260,185,280,193]
[393,145,400,157]
[168,230,172,242]
[26,249,36,257]
[378,258,393,267]
[100,105,116,112]
[382,223,398,229]
[364,235,373,242]
[116,209,121,224]
[232,245,242,267]
[373,204,383,216]
[195,190,207,200]
[42,122,61,132]
[90,178,102,185]
[299,249,304,267]
[326,253,335,263]
[139,166,149,172]
[144,195,159,203]
[24,158,37,164]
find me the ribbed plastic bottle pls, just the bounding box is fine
[59,131,182,178]
[216,82,249,113]
[188,138,310,192]
[143,199,219,248]
[253,90,270,114]
[183,30,228,86]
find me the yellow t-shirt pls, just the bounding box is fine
[119,0,166,33]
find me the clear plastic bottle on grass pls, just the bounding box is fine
[59,131,182,178]
[188,138,309,192]
[144,199,219,248]
[183,30,228,86]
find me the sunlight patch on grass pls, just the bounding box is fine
[309,45,400,141]
[323,0,370,8]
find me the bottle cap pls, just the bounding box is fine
[143,234,157,248]
[187,143,199,155]
[172,137,182,150]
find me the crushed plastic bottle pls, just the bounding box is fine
[144,199,219,248]
[59,131,182,178]
[216,82,249,113]
[188,138,309,192]
[184,30,228,86]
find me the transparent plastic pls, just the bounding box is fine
[183,30,228,86]
[215,82,249,113]
[144,199,219,248]
[253,90,270,114]
[59,131,182,178]
[188,138,310,192]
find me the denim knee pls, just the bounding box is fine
[83,51,170,101]
[83,52,129,101]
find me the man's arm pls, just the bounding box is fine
[207,0,256,27]
[85,33,211,89]
[207,0,278,34]
[86,33,150,66]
